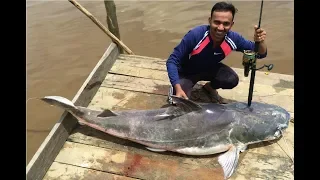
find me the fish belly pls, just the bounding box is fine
[175,144,231,156]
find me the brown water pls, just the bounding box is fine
[26,1,294,164]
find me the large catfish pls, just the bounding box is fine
[41,95,290,179]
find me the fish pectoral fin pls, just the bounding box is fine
[145,147,167,152]
[97,109,118,117]
[218,145,240,179]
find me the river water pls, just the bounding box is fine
[26,0,294,164]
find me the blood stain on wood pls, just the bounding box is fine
[123,153,143,177]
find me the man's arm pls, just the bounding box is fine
[254,25,267,56]
[166,30,197,86]
[233,32,267,59]
[257,41,267,56]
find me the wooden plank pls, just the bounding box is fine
[115,58,166,72]
[43,162,137,180]
[109,61,168,81]
[102,73,170,95]
[68,124,292,169]
[230,152,294,180]
[118,54,167,61]
[26,43,119,180]
[68,126,222,169]
[99,74,294,115]
[97,73,294,119]
[67,128,294,180]
[274,121,294,163]
[87,87,169,111]
[113,54,294,89]
[55,141,224,180]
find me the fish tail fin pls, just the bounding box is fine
[41,96,80,114]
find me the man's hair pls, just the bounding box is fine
[211,2,238,20]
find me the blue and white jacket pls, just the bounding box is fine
[166,25,267,86]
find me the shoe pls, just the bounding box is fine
[202,84,228,104]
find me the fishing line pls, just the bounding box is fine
[277,140,294,164]
[277,130,294,164]
[26,97,41,104]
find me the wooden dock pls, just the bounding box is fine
[27,43,294,180]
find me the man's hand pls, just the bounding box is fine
[174,84,188,99]
[254,25,266,42]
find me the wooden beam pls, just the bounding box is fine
[43,162,138,180]
[115,54,294,88]
[26,43,119,180]
[104,0,124,54]
[87,86,169,111]
[54,142,224,180]
[68,0,134,55]
[102,74,170,95]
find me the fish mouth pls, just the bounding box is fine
[264,129,283,142]
[273,130,282,139]
[278,123,288,131]
[274,124,288,139]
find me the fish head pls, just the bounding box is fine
[253,105,290,142]
[263,107,290,142]
[230,102,291,143]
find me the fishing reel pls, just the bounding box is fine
[242,50,274,77]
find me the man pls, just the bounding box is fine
[166,1,267,104]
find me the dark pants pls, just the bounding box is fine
[169,63,239,98]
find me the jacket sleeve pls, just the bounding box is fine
[166,30,197,86]
[233,32,267,59]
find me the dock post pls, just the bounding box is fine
[104,0,124,54]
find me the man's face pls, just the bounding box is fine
[208,11,234,41]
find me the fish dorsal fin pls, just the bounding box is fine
[171,95,202,111]
[163,106,186,117]
[161,95,203,117]
[97,109,118,117]
[218,145,241,179]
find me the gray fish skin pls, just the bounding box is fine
[224,102,290,145]
[40,95,290,179]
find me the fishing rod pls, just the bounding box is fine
[242,0,274,107]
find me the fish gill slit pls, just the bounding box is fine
[227,128,233,143]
